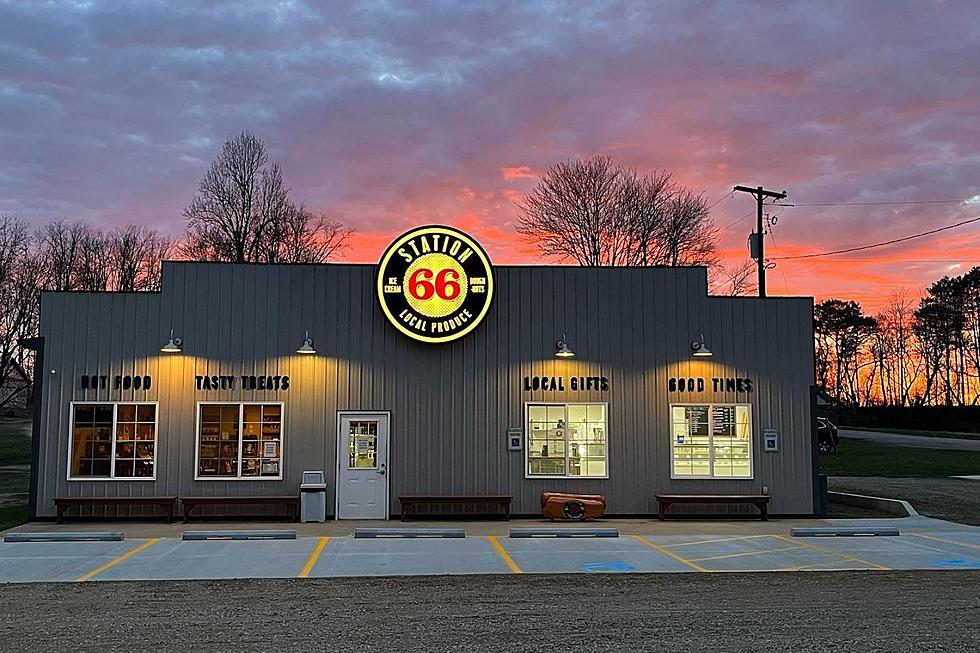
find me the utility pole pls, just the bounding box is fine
[733,185,787,297]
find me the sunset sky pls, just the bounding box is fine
[2,1,979,312]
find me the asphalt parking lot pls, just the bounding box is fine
[1,516,978,582]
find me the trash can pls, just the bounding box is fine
[300,470,327,523]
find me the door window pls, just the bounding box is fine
[347,420,378,469]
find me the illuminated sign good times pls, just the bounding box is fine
[376,225,495,343]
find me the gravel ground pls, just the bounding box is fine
[1,572,977,652]
[830,476,980,525]
[826,500,895,519]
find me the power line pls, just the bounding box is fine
[765,216,791,294]
[779,259,973,264]
[771,215,980,260]
[775,198,975,207]
[720,209,754,232]
[706,191,734,211]
[719,197,783,233]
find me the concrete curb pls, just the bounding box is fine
[828,491,919,517]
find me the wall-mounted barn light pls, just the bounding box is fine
[691,334,712,357]
[161,329,183,353]
[555,334,575,359]
[296,330,316,354]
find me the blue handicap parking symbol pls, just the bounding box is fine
[932,558,980,570]
[580,561,637,573]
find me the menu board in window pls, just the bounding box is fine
[685,405,709,435]
[712,406,736,436]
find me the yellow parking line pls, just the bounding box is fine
[76,538,160,582]
[668,534,777,548]
[632,535,706,572]
[298,536,330,578]
[689,545,800,563]
[488,536,522,574]
[909,533,980,551]
[772,534,890,571]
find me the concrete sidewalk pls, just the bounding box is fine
[839,428,980,451]
[4,516,842,539]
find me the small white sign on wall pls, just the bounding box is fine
[763,428,779,452]
[507,427,523,451]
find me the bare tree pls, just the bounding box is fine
[39,220,86,291]
[39,220,121,292]
[516,156,625,265]
[110,226,173,291]
[872,292,922,405]
[182,131,350,263]
[652,190,719,267]
[75,226,112,291]
[0,216,45,410]
[714,260,757,296]
[516,155,719,268]
[257,203,352,264]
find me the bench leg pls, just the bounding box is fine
[56,505,66,524]
[759,503,768,521]
[183,505,192,524]
[658,501,667,521]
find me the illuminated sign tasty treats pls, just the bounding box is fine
[377,225,494,343]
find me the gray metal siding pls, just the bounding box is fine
[35,262,815,517]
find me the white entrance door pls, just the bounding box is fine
[336,413,389,519]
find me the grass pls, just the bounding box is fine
[0,417,32,531]
[0,505,27,531]
[843,426,980,441]
[0,417,31,465]
[819,439,980,478]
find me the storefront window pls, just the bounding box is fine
[197,403,283,479]
[527,403,607,478]
[69,403,157,479]
[671,404,752,478]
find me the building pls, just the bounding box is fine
[28,225,818,519]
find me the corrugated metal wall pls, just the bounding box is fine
[34,261,815,517]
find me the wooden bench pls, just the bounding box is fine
[398,495,512,521]
[655,494,771,521]
[54,496,178,524]
[180,496,300,523]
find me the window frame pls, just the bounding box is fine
[66,401,159,482]
[524,401,609,480]
[669,402,753,480]
[194,401,285,481]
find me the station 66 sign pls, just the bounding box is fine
[376,225,495,343]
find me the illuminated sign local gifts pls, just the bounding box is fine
[376,225,495,343]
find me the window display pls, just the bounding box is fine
[197,403,283,479]
[69,403,156,479]
[671,404,751,478]
[527,403,606,478]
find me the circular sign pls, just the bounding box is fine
[376,225,494,343]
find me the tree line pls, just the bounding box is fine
[815,267,980,406]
